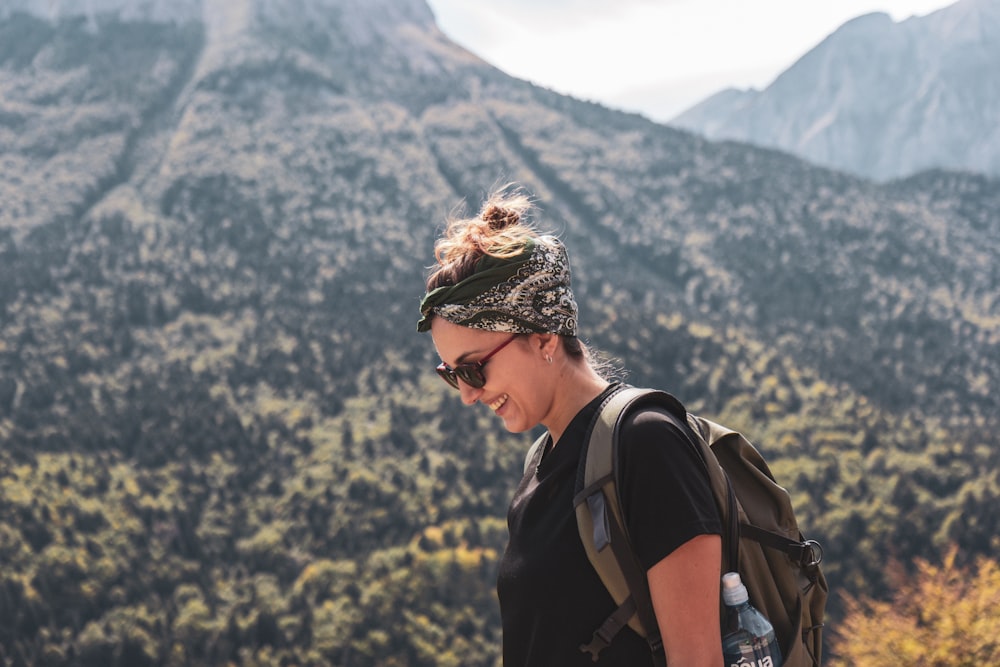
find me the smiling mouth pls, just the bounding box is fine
[488,394,509,411]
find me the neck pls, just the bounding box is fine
[544,369,610,446]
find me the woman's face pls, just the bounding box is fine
[430,318,554,434]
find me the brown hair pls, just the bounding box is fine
[425,184,544,292]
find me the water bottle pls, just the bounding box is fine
[721,572,783,667]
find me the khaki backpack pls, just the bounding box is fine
[524,386,828,666]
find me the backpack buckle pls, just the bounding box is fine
[579,599,635,662]
[579,628,613,662]
[801,539,824,569]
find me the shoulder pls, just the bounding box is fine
[615,403,707,476]
[619,404,691,448]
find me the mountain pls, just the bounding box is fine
[1,0,998,665]
[670,0,1000,181]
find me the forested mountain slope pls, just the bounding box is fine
[0,0,997,664]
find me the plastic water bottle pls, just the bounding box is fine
[721,572,783,667]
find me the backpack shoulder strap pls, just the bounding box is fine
[573,386,670,665]
[573,387,745,665]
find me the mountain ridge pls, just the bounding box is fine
[671,0,1000,180]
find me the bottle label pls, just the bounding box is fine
[728,658,775,667]
[723,635,781,667]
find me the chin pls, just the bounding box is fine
[501,418,534,434]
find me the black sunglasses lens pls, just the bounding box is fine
[454,366,486,389]
[436,365,460,389]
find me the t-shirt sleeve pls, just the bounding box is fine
[617,408,723,572]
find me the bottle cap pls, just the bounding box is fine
[722,572,749,606]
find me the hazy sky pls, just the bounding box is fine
[424,0,957,122]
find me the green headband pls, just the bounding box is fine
[417,237,578,337]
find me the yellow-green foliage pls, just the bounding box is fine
[831,548,1000,665]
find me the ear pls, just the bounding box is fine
[532,333,560,358]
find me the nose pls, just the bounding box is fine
[458,381,484,405]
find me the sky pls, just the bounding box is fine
[423,0,957,122]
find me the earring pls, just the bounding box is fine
[545,354,553,364]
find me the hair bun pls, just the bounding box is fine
[482,204,520,231]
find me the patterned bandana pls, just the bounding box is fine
[416,237,578,336]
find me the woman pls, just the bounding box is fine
[417,185,723,666]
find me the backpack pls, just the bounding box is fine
[524,385,828,666]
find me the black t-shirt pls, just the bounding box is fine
[496,385,722,666]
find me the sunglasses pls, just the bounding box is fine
[436,334,519,390]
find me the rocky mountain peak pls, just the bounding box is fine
[670,0,1000,180]
[929,0,1000,42]
[0,0,436,39]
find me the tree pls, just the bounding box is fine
[831,547,1000,665]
